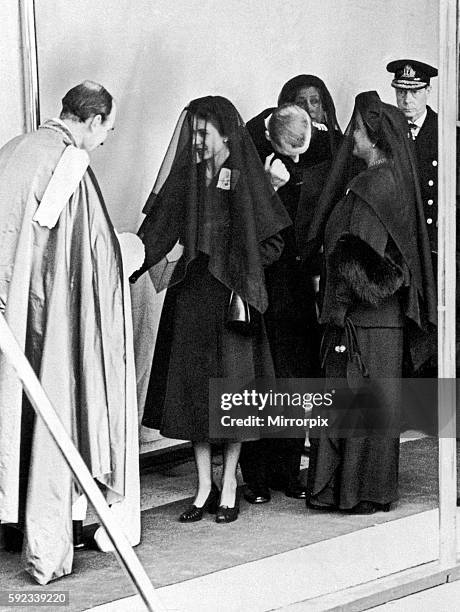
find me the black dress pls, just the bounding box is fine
[307,168,405,508]
[142,254,279,442]
[142,176,282,442]
[137,96,292,445]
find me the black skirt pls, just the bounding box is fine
[306,324,403,509]
[142,254,275,441]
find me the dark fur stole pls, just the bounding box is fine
[330,234,403,306]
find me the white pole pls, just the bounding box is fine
[0,314,166,612]
[19,0,40,132]
[438,0,457,567]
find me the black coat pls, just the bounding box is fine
[245,108,337,376]
[413,107,460,374]
[413,105,460,254]
[412,106,438,252]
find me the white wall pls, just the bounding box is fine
[0,0,24,144]
[33,0,438,232]
[0,0,440,443]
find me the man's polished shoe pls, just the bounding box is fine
[285,484,307,499]
[243,485,271,504]
[2,525,23,553]
[73,520,86,550]
[271,477,307,499]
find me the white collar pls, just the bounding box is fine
[312,121,328,131]
[412,110,427,129]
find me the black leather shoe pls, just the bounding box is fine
[346,501,391,515]
[179,483,219,522]
[73,524,100,551]
[2,525,23,553]
[215,490,240,524]
[285,484,307,499]
[73,520,86,550]
[306,499,337,511]
[243,485,271,504]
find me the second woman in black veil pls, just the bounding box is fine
[304,91,436,514]
[131,96,291,523]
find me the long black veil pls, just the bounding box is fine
[278,74,342,157]
[132,95,291,313]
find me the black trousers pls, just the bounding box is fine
[239,437,305,489]
[238,277,320,490]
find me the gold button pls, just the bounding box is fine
[427,218,433,224]
[428,199,434,205]
[432,160,438,166]
[428,180,434,186]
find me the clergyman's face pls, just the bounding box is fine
[394,86,430,121]
[294,86,325,123]
[193,117,228,163]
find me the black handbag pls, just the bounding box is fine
[344,318,369,392]
[226,291,255,335]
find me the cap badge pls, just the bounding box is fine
[402,64,416,78]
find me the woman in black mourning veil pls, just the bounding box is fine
[131,96,291,523]
[239,75,342,504]
[277,73,342,161]
[304,91,436,514]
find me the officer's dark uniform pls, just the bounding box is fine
[386,60,460,434]
[386,60,440,266]
[413,106,438,256]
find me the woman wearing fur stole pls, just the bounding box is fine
[304,91,436,514]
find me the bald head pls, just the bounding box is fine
[60,80,113,123]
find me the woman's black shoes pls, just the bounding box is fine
[306,499,337,511]
[346,501,391,515]
[215,489,240,524]
[179,483,220,522]
[306,499,391,514]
